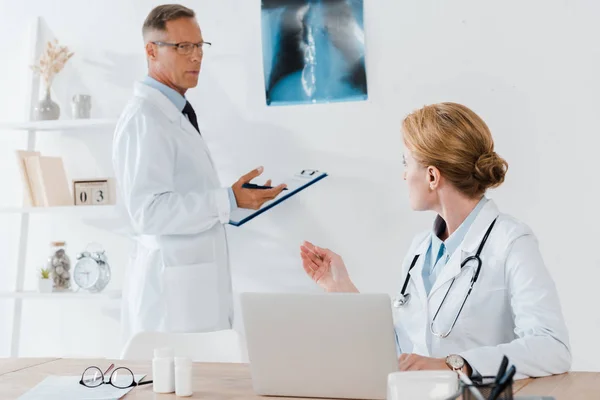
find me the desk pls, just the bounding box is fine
[0,358,598,399]
[0,358,57,376]
[515,372,600,398]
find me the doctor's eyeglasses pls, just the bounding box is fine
[80,363,153,389]
[152,41,212,56]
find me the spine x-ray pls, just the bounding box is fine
[262,0,367,106]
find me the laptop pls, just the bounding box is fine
[240,292,399,400]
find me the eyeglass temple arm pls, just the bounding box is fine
[137,380,154,386]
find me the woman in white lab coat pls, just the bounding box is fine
[300,102,571,379]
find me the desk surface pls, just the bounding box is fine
[515,372,600,398]
[0,358,58,376]
[0,358,598,400]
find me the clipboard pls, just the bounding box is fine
[228,169,328,227]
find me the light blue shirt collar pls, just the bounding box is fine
[142,76,187,112]
[431,197,488,259]
[423,197,488,295]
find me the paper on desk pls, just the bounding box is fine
[18,374,146,400]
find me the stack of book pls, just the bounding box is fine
[16,150,72,207]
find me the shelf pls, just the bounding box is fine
[0,118,118,132]
[0,205,117,216]
[0,290,122,300]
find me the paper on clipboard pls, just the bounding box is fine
[228,169,327,227]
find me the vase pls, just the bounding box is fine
[34,88,60,121]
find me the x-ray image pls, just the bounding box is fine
[261,0,367,106]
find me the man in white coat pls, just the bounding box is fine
[112,4,286,344]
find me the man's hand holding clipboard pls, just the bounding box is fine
[231,166,288,210]
[229,169,328,226]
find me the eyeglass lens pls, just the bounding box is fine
[110,367,135,389]
[177,43,208,55]
[82,366,104,387]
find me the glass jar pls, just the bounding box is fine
[47,241,71,291]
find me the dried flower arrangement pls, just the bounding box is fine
[30,39,74,90]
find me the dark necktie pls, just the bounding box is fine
[182,100,200,134]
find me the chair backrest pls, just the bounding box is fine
[120,329,243,363]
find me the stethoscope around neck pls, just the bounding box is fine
[393,218,498,338]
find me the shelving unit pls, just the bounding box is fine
[0,204,117,216]
[0,118,117,132]
[1,17,120,357]
[0,290,121,300]
[3,116,119,357]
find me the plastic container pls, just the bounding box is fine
[175,357,193,397]
[461,378,513,400]
[152,347,175,393]
[445,376,513,400]
[387,371,458,400]
[47,241,71,291]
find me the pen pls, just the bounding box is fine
[457,370,486,400]
[488,365,516,400]
[242,183,288,190]
[494,356,509,385]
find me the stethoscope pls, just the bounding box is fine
[393,218,498,338]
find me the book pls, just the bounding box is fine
[15,150,41,206]
[25,156,72,207]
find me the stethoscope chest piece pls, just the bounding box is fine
[393,293,410,308]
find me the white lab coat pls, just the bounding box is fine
[112,82,233,343]
[394,199,571,378]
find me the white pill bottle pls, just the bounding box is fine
[152,347,175,393]
[174,357,193,397]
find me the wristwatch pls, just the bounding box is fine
[445,354,466,372]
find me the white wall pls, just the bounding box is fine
[0,0,598,370]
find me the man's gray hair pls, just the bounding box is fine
[142,4,195,38]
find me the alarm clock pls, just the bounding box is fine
[73,246,111,292]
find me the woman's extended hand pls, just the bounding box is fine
[300,241,358,293]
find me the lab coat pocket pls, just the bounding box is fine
[459,287,508,346]
[163,262,220,332]
[394,297,426,354]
